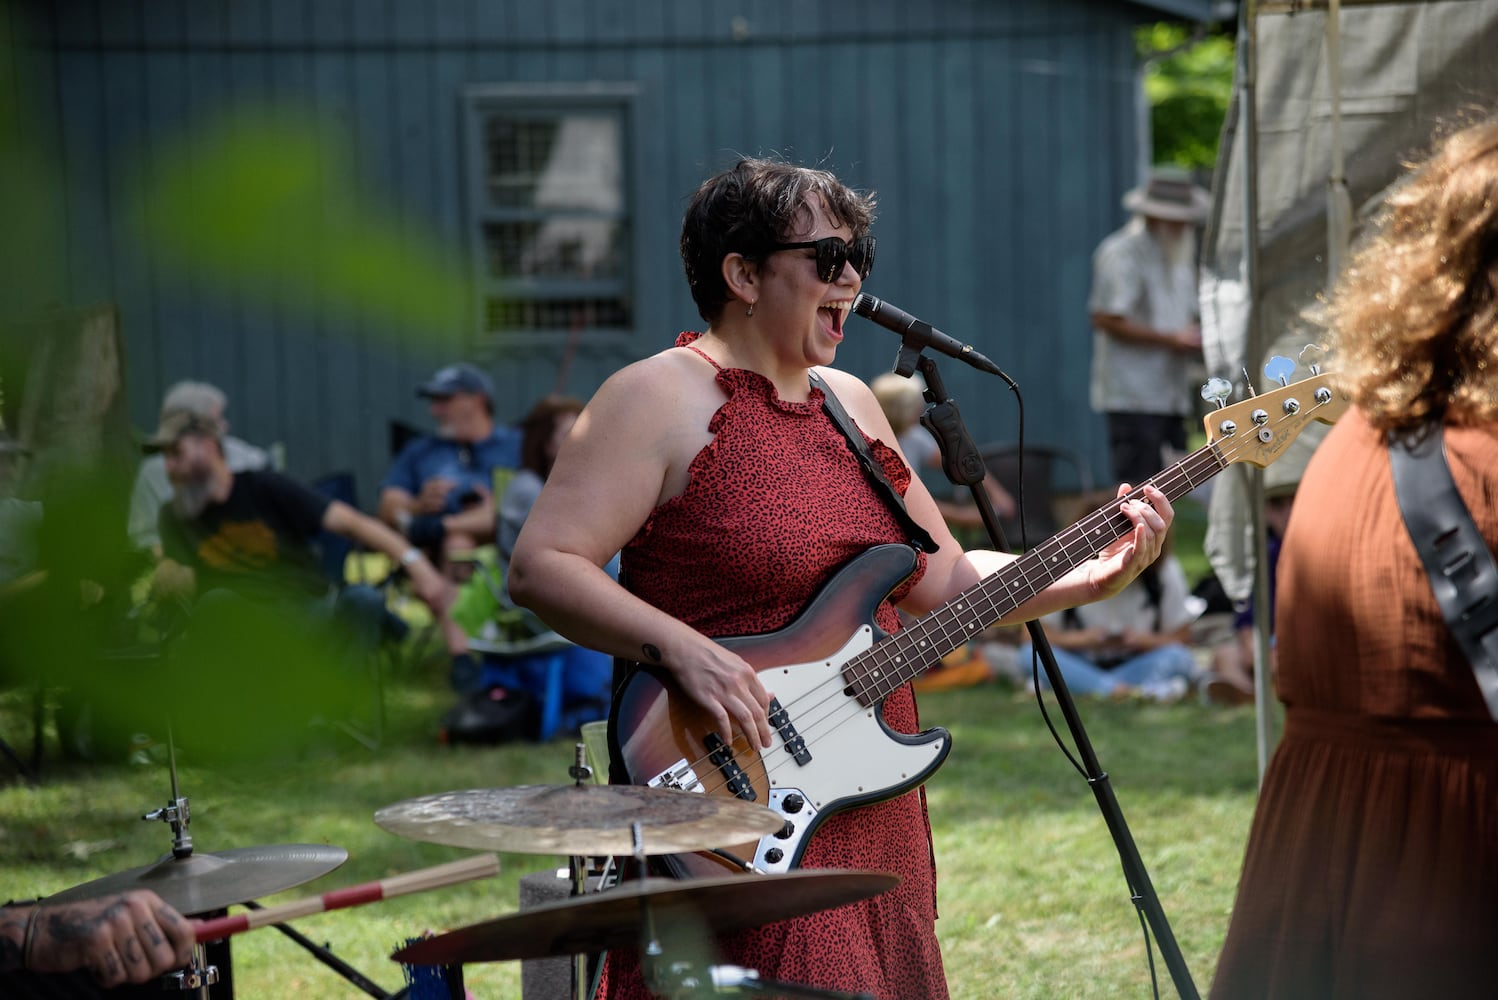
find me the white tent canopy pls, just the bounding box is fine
[1199,0,1498,773]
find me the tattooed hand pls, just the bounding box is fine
[2,891,194,986]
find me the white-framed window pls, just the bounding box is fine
[463,84,636,346]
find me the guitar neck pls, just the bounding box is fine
[845,441,1227,704]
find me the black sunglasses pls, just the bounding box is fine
[766,235,876,283]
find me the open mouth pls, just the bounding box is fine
[820,301,851,337]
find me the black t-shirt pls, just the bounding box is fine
[159,470,332,603]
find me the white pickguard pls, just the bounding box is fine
[744,626,949,873]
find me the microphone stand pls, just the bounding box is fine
[901,349,1200,1000]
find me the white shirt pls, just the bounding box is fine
[1088,219,1199,416]
[1039,554,1196,637]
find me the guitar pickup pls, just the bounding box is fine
[768,697,812,766]
[703,732,756,801]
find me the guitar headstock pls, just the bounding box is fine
[1201,369,1348,469]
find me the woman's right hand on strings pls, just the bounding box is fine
[669,640,775,751]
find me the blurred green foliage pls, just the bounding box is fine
[1,2,472,768]
[1138,22,1236,172]
[137,109,469,349]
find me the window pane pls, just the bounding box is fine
[468,92,633,341]
[484,114,622,212]
[484,219,628,281]
[485,296,633,332]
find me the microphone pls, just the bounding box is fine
[852,293,1004,376]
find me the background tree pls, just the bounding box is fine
[1138,22,1235,172]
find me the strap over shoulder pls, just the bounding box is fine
[1389,424,1498,719]
[810,370,938,555]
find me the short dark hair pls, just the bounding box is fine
[680,157,877,323]
[519,394,585,477]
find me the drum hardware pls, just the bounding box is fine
[40,717,420,998]
[380,743,894,998]
[391,868,897,968]
[191,855,498,1000]
[159,945,220,993]
[566,743,601,1000]
[396,864,893,997]
[372,780,785,857]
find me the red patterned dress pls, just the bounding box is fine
[598,334,948,1000]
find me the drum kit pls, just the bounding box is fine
[15,741,890,1000]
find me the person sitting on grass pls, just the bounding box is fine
[1013,543,1201,703]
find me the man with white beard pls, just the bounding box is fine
[127,381,270,555]
[149,402,453,625]
[145,404,464,755]
[1088,167,1209,487]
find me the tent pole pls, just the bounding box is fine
[1238,0,1275,786]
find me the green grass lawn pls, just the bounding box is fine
[1,654,1262,998]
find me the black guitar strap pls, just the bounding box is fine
[809,369,938,554]
[1389,424,1498,719]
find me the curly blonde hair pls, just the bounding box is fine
[1328,113,1498,431]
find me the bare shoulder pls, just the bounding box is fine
[587,347,721,433]
[592,347,695,404]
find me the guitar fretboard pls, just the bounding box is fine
[845,441,1228,705]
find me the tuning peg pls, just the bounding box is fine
[1200,376,1233,410]
[1298,344,1327,375]
[1263,355,1296,387]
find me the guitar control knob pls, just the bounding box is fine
[764,847,784,865]
[775,821,795,840]
[782,793,805,814]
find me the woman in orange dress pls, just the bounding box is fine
[1211,114,1498,999]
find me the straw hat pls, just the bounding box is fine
[1123,167,1211,223]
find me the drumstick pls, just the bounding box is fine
[192,853,500,943]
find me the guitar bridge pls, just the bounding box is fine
[646,759,701,793]
[767,697,811,766]
[703,732,756,801]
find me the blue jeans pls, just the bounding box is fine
[1015,641,1197,699]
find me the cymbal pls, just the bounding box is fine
[392,868,900,965]
[44,844,348,916]
[374,785,784,856]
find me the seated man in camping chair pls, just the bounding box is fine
[146,402,461,747]
[442,396,612,741]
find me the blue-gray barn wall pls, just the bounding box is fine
[21,0,1152,505]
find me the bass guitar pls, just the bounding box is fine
[612,367,1346,879]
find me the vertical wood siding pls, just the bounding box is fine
[19,0,1153,500]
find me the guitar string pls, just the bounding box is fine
[718,445,1229,789]
[734,443,1228,774]
[671,447,1226,800]
[677,446,1229,800]
[657,394,1334,804]
[673,417,1287,801]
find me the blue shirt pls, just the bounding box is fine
[380,427,521,514]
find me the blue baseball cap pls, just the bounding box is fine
[417,363,494,402]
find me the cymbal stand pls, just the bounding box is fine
[143,722,193,859]
[141,722,396,997]
[568,743,603,1000]
[140,724,221,998]
[631,821,870,1000]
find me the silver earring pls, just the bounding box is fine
[746,300,756,317]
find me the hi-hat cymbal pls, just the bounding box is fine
[392,869,899,965]
[44,844,348,916]
[374,785,784,856]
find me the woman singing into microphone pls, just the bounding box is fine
[508,156,1174,999]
